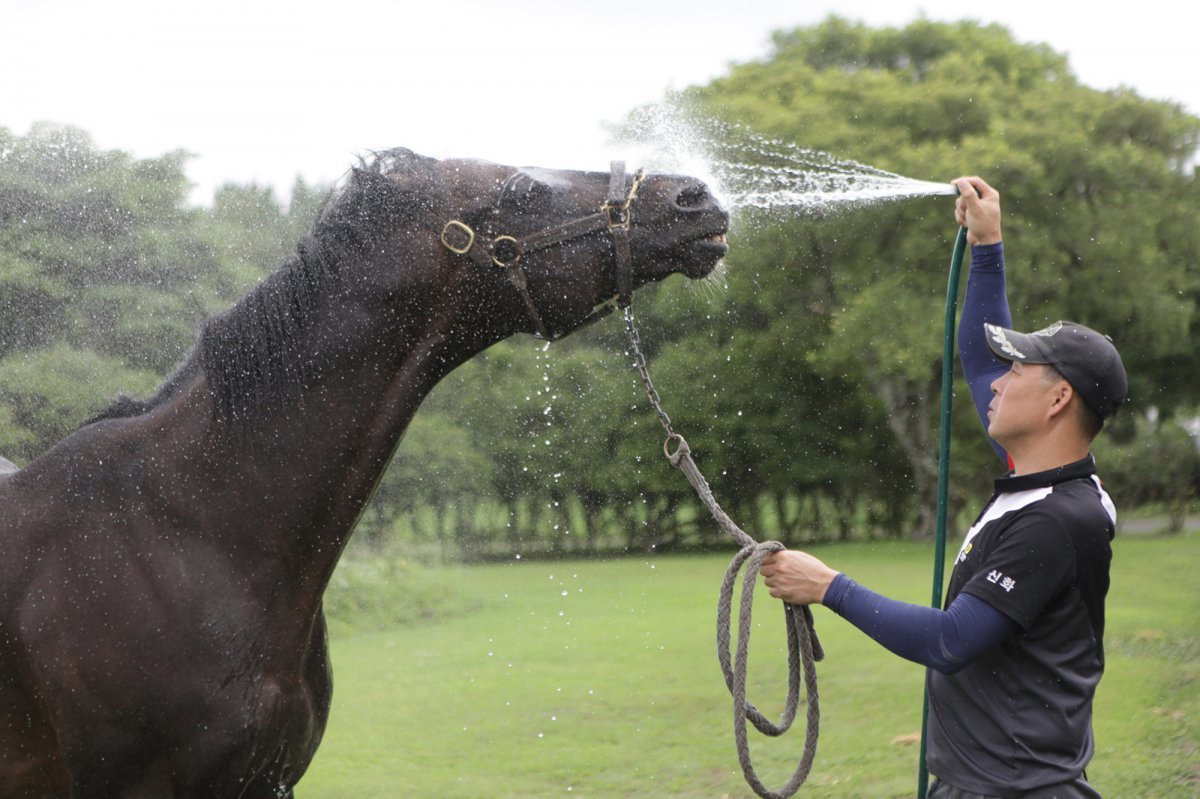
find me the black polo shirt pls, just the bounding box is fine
[926,455,1115,795]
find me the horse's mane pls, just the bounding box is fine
[87,149,433,428]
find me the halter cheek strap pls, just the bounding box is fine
[437,161,643,341]
[605,160,636,310]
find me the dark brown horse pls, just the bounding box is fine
[0,149,728,797]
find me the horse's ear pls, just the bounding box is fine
[354,149,439,205]
[313,150,438,256]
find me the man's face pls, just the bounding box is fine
[987,361,1066,445]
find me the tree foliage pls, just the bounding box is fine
[1,18,1196,556]
[0,123,324,461]
[673,16,1200,537]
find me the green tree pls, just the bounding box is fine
[0,124,220,459]
[5,16,1198,556]
[0,124,331,465]
[0,345,160,462]
[1095,411,1200,534]
[660,16,1200,537]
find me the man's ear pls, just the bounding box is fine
[1047,379,1075,420]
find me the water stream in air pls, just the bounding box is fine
[620,103,956,215]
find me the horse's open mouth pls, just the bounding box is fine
[705,231,729,251]
[681,230,729,276]
[698,232,729,257]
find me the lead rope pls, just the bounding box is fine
[622,307,823,799]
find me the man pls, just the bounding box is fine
[760,176,1127,798]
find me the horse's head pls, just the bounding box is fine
[342,149,728,344]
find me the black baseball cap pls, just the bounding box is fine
[984,321,1128,419]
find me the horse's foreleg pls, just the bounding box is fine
[0,671,72,798]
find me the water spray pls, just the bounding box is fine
[616,104,958,214]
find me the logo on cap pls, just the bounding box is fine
[1031,321,1063,338]
[986,324,1025,359]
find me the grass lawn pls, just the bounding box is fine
[299,534,1199,798]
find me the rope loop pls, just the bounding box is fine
[717,541,823,799]
[664,433,688,465]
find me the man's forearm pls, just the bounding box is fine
[822,574,1019,674]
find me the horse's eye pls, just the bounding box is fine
[504,176,553,212]
[520,181,552,210]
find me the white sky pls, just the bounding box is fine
[3,0,1197,205]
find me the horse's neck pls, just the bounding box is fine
[147,330,478,601]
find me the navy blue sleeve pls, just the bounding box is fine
[957,242,1011,464]
[822,573,1020,674]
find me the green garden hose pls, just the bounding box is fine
[917,225,969,798]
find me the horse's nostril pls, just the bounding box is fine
[676,184,711,209]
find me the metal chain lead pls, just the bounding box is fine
[623,307,675,439]
[622,305,823,799]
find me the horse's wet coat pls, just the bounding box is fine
[0,149,728,797]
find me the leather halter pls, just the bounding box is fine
[437,161,644,341]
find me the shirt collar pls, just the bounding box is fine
[995,453,1097,494]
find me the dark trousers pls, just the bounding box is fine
[928,776,1101,799]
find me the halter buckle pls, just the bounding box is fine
[602,168,644,230]
[440,220,475,255]
[603,203,631,229]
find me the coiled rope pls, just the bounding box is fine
[623,307,823,799]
